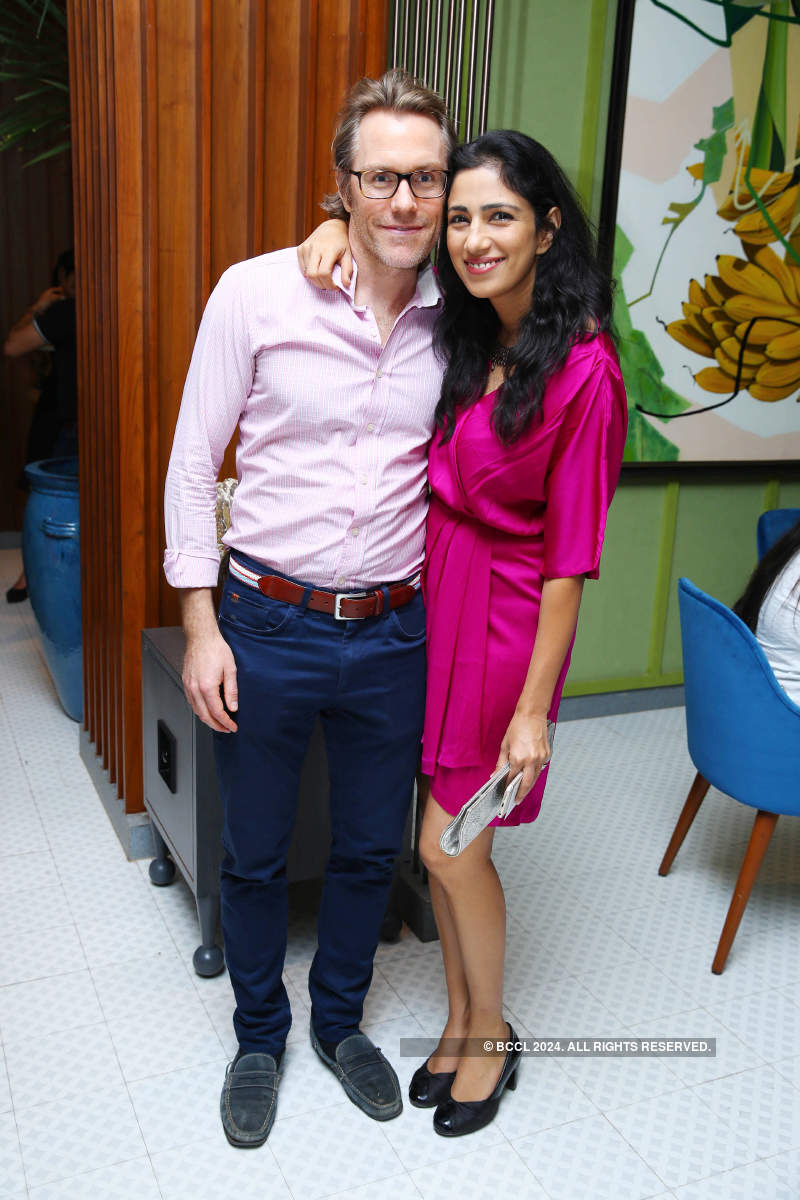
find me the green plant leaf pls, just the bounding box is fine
[0,0,69,161]
[24,136,69,164]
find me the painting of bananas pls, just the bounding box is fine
[612,0,800,461]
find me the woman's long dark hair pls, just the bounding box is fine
[733,518,800,632]
[434,130,614,443]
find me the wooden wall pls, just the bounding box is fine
[67,0,389,815]
[0,92,73,531]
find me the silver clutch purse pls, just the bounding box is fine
[439,721,555,857]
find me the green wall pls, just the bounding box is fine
[487,0,800,695]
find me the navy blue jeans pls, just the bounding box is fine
[214,555,426,1055]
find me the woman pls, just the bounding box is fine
[734,518,800,704]
[300,130,627,1135]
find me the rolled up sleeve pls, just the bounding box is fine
[163,266,255,588]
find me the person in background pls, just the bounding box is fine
[734,518,800,705]
[3,249,77,602]
[299,129,627,1136]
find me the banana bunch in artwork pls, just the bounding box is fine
[669,128,800,405]
[667,240,800,403]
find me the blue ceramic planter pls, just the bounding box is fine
[22,457,82,722]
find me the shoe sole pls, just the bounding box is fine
[222,1126,271,1148]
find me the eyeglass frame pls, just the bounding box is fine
[347,168,449,200]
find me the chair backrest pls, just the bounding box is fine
[678,577,800,816]
[757,508,800,559]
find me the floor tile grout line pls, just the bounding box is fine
[20,1151,161,1197]
[0,1039,31,1200]
[604,1086,758,1194]
[504,1135,559,1200]
[597,1108,677,1195]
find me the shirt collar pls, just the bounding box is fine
[333,260,359,301]
[333,258,442,310]
[413,263,443,309]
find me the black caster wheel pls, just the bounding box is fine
[193,944,225,977]
[149,856,176,886]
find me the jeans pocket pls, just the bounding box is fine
[388,592,426,640]
[219,586,295,636]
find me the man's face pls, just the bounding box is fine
[340,110,447,273]
[58,267,76,299]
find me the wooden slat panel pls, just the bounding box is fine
[87,3,111,771]
[114,0,148,811]
[69,0,101,744]
[71,0,390,818]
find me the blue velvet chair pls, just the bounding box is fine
[658,577,800,973]
[757,508,800,559]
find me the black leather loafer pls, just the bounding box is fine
[311,1027,402,1120]
[433,1024,521,1137]
[220,1051,281,1147]
[408,1059,456,1108]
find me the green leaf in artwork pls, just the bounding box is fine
[712,97,735,133]
[663,199,700,225]
[635,370,692,419]
[621,330,665,382]
[623,408,680,463]
[612,290,634,340]
[613,224,634,277]
[693,129,727,184]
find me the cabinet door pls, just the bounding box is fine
[142,640,196,883]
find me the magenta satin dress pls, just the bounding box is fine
[421,334,628,826]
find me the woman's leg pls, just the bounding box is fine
[419,779,470,1072]
[419,794,509,1102]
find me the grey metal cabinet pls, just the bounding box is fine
[141,627,332,975]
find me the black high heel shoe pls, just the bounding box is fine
[432,1024,521,1137]
[408,1059,456,1108]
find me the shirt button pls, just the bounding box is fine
[351,528,360,537]
[367,423,375,432]
[360,474,367,485]
[376,368,382,378]
[336,576,346,587]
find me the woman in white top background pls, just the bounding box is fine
[734,519,800,706]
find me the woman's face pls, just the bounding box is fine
[445,163,556,319]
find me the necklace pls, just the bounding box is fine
[489,343,514,369]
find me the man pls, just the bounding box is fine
[163,69,455,1147]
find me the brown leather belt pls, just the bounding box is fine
[256,574,418,620]
[228,556,420,620]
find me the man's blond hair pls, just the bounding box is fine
[322,67,456,220]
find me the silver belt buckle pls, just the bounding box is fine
[333,590,368,620]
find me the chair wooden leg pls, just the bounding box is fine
[658,771,710,876]
[712,810,778,975]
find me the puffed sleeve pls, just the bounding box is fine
[542,341,627,581]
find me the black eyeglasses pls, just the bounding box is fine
[348,168,448,199]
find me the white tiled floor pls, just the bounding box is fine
[2,544,800,1199]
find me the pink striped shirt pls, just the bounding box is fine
[163,248,444,589]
